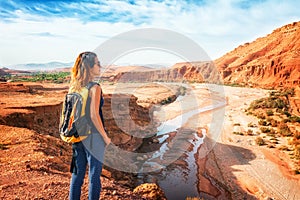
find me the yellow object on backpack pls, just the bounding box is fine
[59,82,98,143]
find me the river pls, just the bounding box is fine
[137,84,227,199]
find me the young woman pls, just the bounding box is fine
[68,51,111,200]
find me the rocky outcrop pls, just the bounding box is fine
[214,21,300,88]
[103,93,156,152]
[133,183,167,200]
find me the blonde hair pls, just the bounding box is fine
[69,52,97,92]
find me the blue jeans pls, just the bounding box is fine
[69,134,105,200]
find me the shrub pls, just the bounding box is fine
[246,111,253,115]
[268,118,278,127]
[256,113,266,119]
[289,116,300,123]
[278,145,290,151]
[266,128,276,136]
[248,122,257,128]
[267,144,275,148]
[294,131,300,140]
[246,129,254,136]
[0,144,8,150]
[266,109,274,116]
[278,122,292,137]
[258,120,268,126]
[281,88,295,97]
[255,137,265,146]
[260,127,271,133]
[161,96,174,105]
[233,132,244,136]
[295,146,300,159]
[283,111,291,117]
[288,138,300,146]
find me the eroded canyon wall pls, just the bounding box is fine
[110,62,222,84]
[0,92,155,152]
[214,21,300,88]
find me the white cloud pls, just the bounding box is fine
[0,0,299,67]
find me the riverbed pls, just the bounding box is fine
[135,83,227,199]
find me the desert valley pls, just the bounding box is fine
[0,21,300,200]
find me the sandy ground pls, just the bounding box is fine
[180,84,300,199]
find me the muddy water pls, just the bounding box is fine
[142,131,205,199]
[137,93,226,199]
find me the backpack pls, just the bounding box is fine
[59,82,98,143]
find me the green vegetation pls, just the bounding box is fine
[4,72,70,83]
[161,86,186,105]
[245,87,300,171]
[161,96,174,105]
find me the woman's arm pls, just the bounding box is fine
[90,85,111,145]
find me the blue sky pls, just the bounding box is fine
[0,0,299,67]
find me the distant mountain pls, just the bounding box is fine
[7,62,73,71]
[214,21,300,88]
[0,68,8,76]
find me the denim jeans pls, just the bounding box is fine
[69,134,105,200]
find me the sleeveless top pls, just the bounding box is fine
[90,88,105,133]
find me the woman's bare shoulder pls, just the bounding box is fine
[90,83,102,95]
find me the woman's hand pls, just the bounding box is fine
[104,136,111,146]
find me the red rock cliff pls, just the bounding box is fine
[214,21,300,88]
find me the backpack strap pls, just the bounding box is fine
[86,81,99,90]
